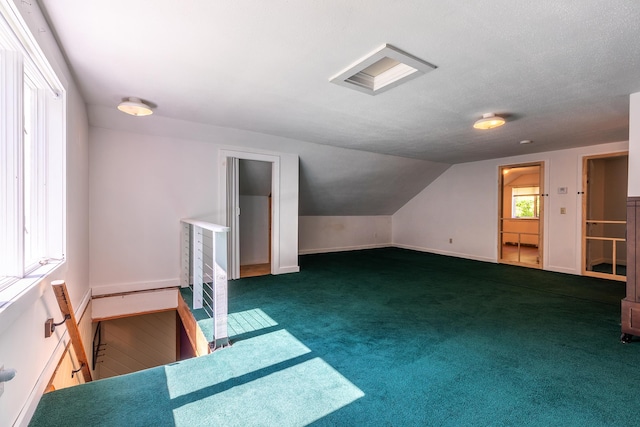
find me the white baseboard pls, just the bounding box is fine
[275,266,300,274]
[14,331,69,427]
[299,243,390,255]
[76,288,92,319]
[545,265,579,275]
[392,243,496,263]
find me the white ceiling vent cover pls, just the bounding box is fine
[330,44,436,95]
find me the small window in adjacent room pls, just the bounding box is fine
[0,5,66,294]
[512,186,540,219]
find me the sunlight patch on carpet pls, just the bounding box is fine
[162,327,364,426]
[171,357,364,426]
[227,308,278,337]
[164,329,311,399]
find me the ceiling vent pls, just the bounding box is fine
[330,44,436,95]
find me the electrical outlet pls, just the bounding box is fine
[560,207,566,214]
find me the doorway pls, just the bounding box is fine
[498,162,544,268]
[221,150,281,280]
[238,159,272,278]
[582,153,628,281]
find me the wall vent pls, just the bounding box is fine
[330,44,436,95]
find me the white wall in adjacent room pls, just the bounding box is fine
[299,216,391,254]
[240,195,270,265]
[392,140,629,275]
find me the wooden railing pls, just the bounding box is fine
[585,219,626,278]
[180,219,230,349]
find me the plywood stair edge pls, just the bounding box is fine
[177,292,211,356]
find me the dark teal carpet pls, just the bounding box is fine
[30,248,639,426]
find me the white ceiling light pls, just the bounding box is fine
[330,44,436,95]
[473,113,505,130]
[117,97,153,116]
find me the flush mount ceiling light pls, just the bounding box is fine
[330,44,436,95]
[117,97,153,116]
[519,139,533,144]
[473,113,506,130]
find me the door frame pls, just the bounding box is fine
[498,161,545,269]
[219,149,280,280]
[581,151,628,282]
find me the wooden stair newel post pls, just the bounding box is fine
[621,197,640,341]
[51,280,93,382]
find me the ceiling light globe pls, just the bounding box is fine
[117,97,153,116]
[473,113,505,130]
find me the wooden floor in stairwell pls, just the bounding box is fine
[240,263,271,278]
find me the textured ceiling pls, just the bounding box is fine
[38,1,640,164]
[32,1,640,216]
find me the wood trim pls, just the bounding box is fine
[497,167,503,262]
[539,162,545,268]
[497,161,544,268]
[176,293,211,356]
[581,156,588,276]
[622,197,640,335]
[584,270,626,282]
[44,341,73,393]
[44,295,93,392]
[626,197,640,302]
[581,151,629,161]
[582,153,629,280]
[176,309,181,361]
[622,299,640,336]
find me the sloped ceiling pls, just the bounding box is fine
[36,1,640,214]
[239,160,272,197]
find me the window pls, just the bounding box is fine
[0,4,65,294]
[512,186,540,218]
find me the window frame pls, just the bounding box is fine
[511,186,540,219]
[0,4,66,298]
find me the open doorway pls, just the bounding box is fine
[582,153,628,281]
[498,162,544,268]
[238,159,272,278]
[221,150,281,280]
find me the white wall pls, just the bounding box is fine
[630,92,640,197]
[0,2,90,425]
[89,126,300,293]
[88,104,451,217]
[299,216,391,254]
[239,195,270,265]
[393,141,629,275]
[89,128,217,292]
